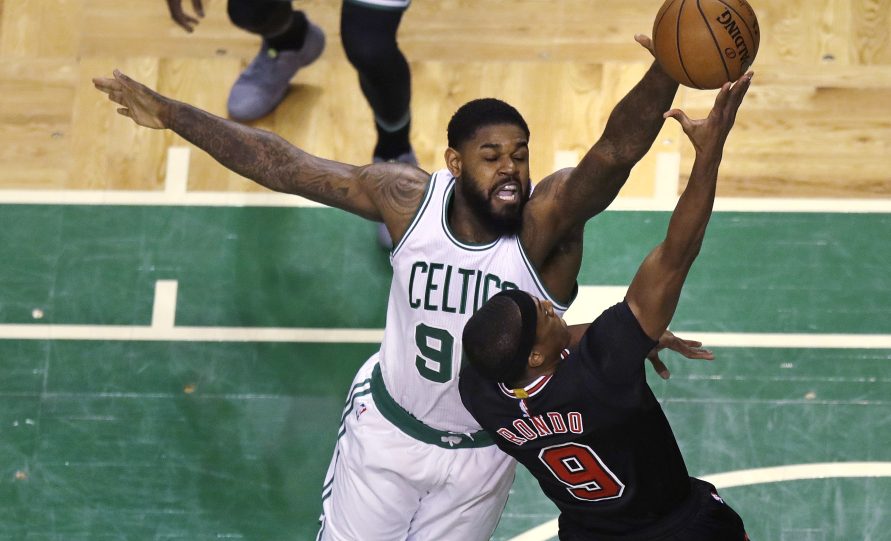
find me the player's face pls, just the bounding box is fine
[457,124,531,234]
[531,295,570,356]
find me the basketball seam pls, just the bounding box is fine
[714,0,759,53]
[654,0,679,39]
[697,0,732,84]
[675,0,702,89]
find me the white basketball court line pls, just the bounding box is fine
[0,144,888,212]
[0,189,887,212]
[150,280,178,329]
[507,462,891,541]
[0,283,889,347]
[164,146,190,195]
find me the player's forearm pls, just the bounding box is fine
[662,151,722,266]
[164,99,314,195]
[598,61,679,166]
[624,152,720,339]
[567,62,679,219]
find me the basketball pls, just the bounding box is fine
[652,0,760,89]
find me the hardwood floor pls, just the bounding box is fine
[1,0,888,196]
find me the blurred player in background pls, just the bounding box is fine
[165,0,415,246]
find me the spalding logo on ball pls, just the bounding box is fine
[653,0,760,89]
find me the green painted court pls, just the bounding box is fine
[1,204,889,540]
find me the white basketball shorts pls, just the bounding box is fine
[317,354,516,540]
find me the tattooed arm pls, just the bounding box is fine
[522,37,678,265]
[93,70,428,233]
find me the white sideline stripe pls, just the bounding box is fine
[564,286,627,325]
[508,462,891,541]
[0,323,887,347]
[1,188,889,213]
[654,152,680,199]
[164,147,190,194]
[607,196,891,213]
[151,280,178,329]
[0,189,326,208]
[0,325,384,343]
[689,332,891,348]
[566,287,891,348]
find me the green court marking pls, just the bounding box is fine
[1,205,889,540]
[1,206,889,333]
[579,211,891,333]
[0,340,374,541]
[1,341,888,540]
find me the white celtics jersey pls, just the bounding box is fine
[379,168,571,433]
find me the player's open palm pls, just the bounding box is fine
[664,71,753,156]
[92,70,168,130]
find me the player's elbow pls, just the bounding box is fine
[563,160,630,219]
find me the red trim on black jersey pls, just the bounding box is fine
[497,349,570,399]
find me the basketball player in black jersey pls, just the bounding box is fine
[460,72,753,540]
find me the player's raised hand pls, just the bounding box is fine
[165,0,204,33]
[663,71,753,155]
[646,330,714,380]
[92,70,169,129]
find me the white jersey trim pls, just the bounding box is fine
[391,171,437,258]
[515,235,575,312]
[497,375,552,399]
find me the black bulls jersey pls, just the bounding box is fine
[459,302,692,537]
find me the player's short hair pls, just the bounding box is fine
[462,290,537,384]
[447,98,530,150]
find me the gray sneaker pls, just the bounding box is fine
[227,22,326,121]
[373,149,419,250]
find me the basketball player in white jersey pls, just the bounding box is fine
[94,34,714,540]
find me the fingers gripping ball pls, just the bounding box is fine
[653,0,760,89]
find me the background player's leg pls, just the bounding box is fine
[341,0,413,249]
[406,445,516,541]
[340,1,414,165]
[227,0,325,121]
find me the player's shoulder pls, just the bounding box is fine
[585,301,643,341]
[360,161,430,190]
[577,302,656,378]
[521,167,575,229]
[528,167,575,204]
[356,161,431,213]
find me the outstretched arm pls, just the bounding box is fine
[627,72,753,340]
[570,37,678,213]
[93,70,428,230]
[523,36,678,260]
